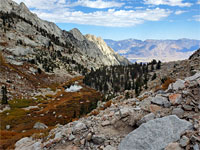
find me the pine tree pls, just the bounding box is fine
[104,83,108,92]
[132,79,135,89]
[1,86,8,104]
[144,73,148,89]
[152,59,157,65]
[135,83,139,96]
[152,73,157,80]
[156,60,161,69]
[151,63,154,71]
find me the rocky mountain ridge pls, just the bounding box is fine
[0,0,129,72]
[105,38,200,62]
[85,34,129,66]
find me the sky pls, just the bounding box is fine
[13,0,200,41]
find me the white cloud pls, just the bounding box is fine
[13,0,124,9]
[144,0,192,7]
[193,15,200,22]
[135,7,144,9]
[13,0,68,10]
[175,10,186,15]
[197,0,200,4]
[72,0,124,9]
[12,0,171,27]
[32,8,171,27]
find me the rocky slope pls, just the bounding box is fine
[14,52,200,150]
[14,68,200,150]
[105,38,200,62]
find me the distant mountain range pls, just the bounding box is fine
[105,38,200,62]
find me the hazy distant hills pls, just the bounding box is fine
[105,38,200,62]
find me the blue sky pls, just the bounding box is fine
[13,0,200,40]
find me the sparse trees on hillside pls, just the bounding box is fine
[83,60,161,98]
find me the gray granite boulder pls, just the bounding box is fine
[72,121,87,134]
[151,95,171,108]
[119,115,192,150]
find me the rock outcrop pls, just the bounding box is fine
[189,48,200,60]
[86,34,130,66]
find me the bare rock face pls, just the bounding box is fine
[0,0,18,13]
[119,115,192,150]
[85,34,130,66]
[70,28,85,42]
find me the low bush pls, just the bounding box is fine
[161,78,175,90]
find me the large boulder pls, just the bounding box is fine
[115,107,133,118]
[118,115,192,150]
[15,137,42,150]
[172,108,184,118]
[151,95,171,108]
[168,79,185,91]
[72,121,87,134]
[92,135,105,145]
[169,94,182,105]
